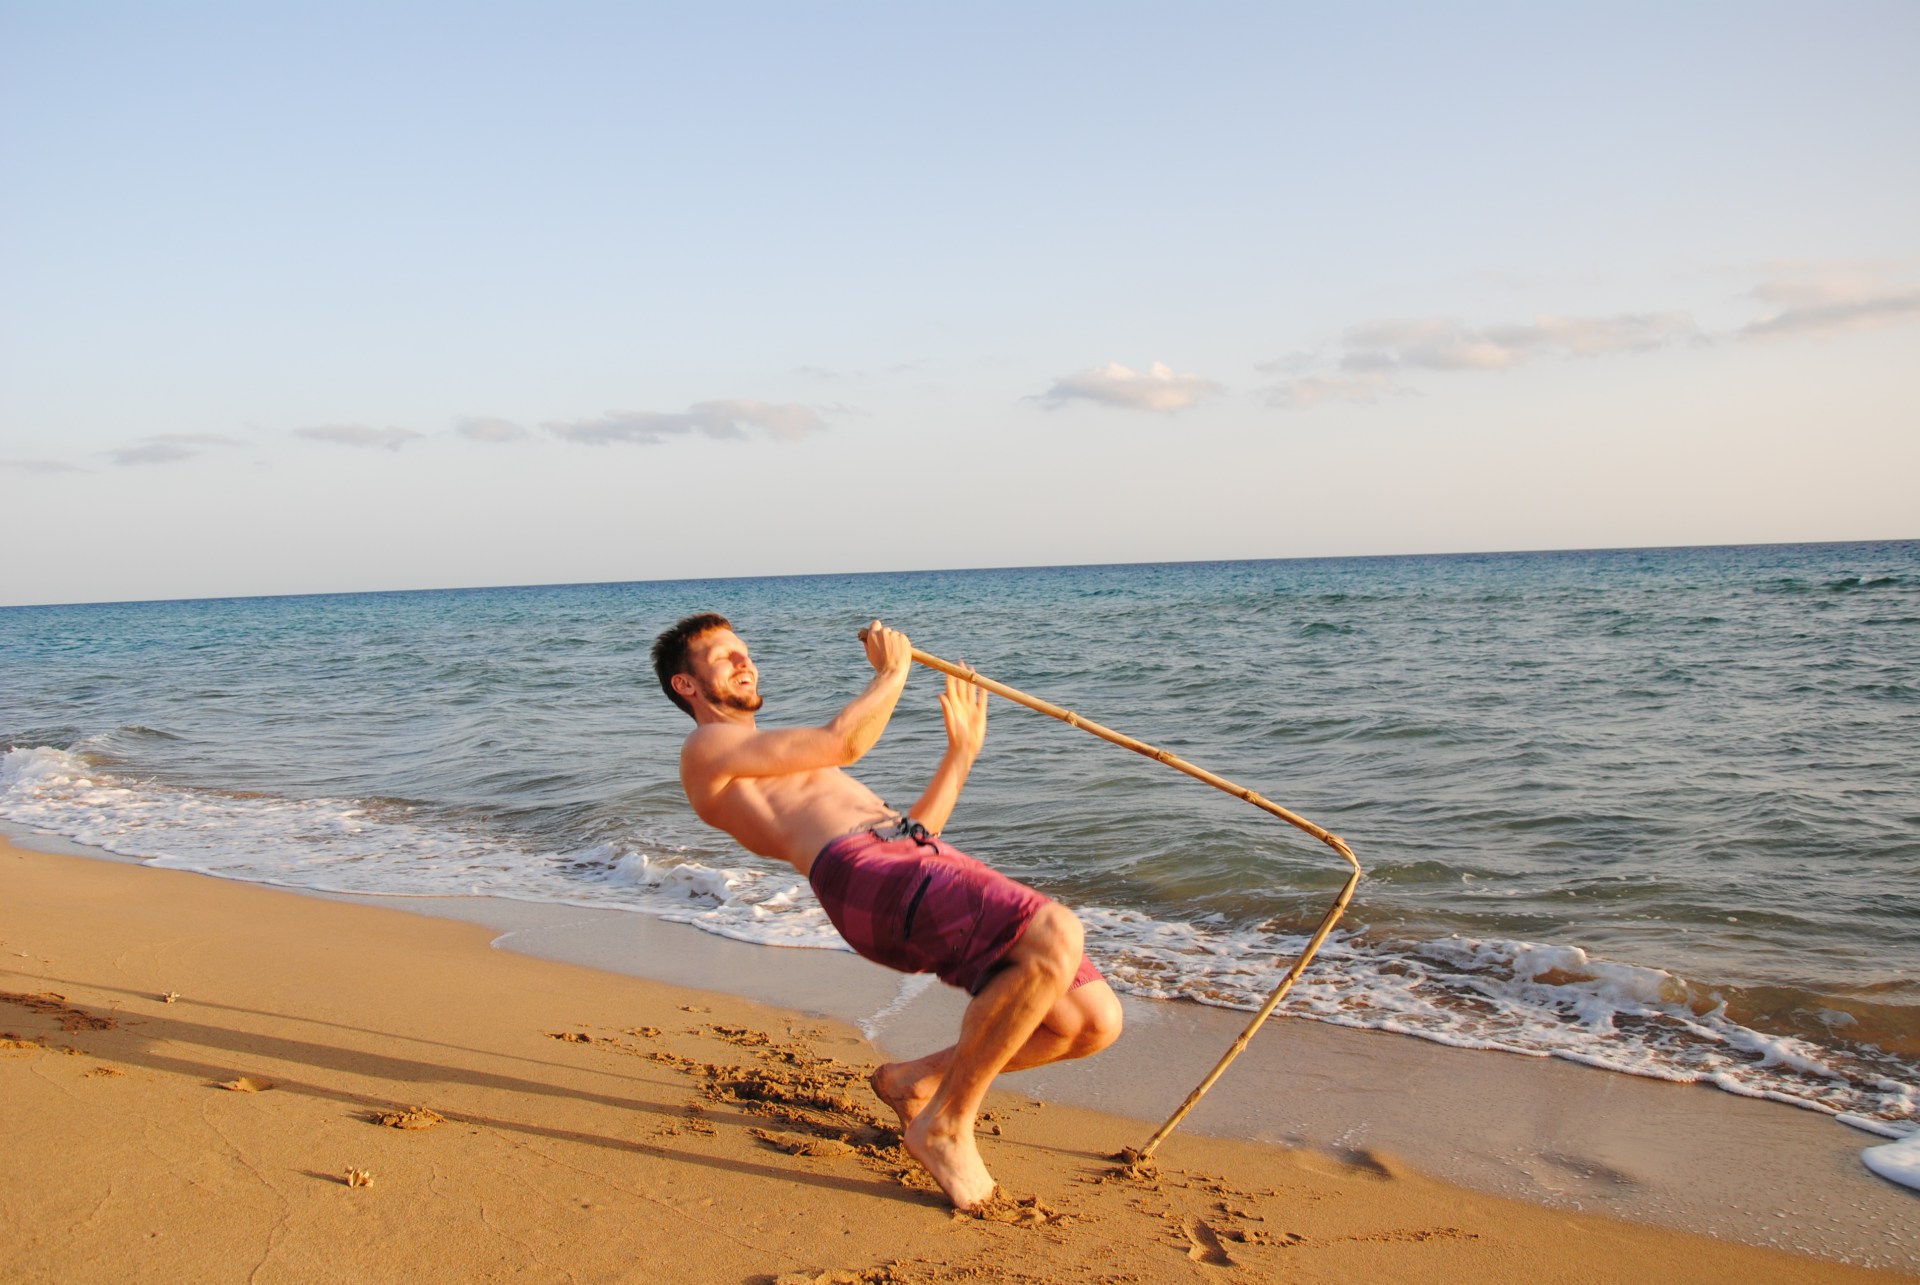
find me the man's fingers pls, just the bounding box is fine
[863,620,911,669]
[945,671,986,731]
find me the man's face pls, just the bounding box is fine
[684,628,762,714]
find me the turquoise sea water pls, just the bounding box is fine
[3,541,1916,1128]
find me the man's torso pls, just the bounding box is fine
[683,752,895,873]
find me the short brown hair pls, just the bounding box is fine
[651,612,733,717]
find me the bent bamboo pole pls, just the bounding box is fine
[867,630,1363,1163]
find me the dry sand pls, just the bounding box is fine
[0,836,1909,1283]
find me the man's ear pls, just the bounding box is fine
[671,672,698,702]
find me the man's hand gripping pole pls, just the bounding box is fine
[858,625,1364,1163]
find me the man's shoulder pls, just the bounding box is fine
[681,720,755,766]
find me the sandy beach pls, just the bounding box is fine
[1,834,1910,1283]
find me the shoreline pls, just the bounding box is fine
[2,829,1914,1278]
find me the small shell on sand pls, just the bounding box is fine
[344,1168,374,1188]
[217,1075,274,1093]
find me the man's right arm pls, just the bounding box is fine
[682,622,912,795]
[833,620,914,763]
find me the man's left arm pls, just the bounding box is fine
[909,671,987,834]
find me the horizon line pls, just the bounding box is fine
[4,534,1915,611]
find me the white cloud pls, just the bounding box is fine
[1339,312,1697,372]
[456,416,528,443]
[1254,349,1326,377]
[1,457,85,474]
[1340,319,1523,372]
[1264,372,1405,411]
[1742,264,1920,339]
[108,432,246,467]
[1260,308,1700,410]
[111,442,197,466]
[295,424,425,450]
[1263,268,1913,416]
[1038,361,1224,413]
[544,400,828,445]
[1489,312,1698,357]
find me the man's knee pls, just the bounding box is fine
[1016,904,1085,985]
[1083,984,1123,1053]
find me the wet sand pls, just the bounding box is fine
[1,835,1912,1282]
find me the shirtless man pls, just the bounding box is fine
[651,613,1123,1211]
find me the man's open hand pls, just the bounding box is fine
[940,670,987,759]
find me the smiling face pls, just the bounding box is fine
[678,627,763,716]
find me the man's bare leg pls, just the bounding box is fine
[870,978,1122,1129]
[899,905,1092,1210]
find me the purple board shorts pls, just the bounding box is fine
[809,825,1104,997]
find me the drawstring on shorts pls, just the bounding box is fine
[878,814,938,850]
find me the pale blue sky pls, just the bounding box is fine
[3,2,1916,604]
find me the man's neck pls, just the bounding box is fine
[693,703,757,730]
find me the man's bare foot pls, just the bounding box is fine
[869,1063,937,1130]
[903,1114,996,1212]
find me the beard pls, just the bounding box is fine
[702,675,763,713]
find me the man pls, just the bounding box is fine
[651,613,1122,1211]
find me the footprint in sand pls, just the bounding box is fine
[959,1191,1065,1227]
[750,1128,856,1158]
[1183,1217,1236,1267]
[1,990,116,1032]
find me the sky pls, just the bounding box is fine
[3,1,1916,606]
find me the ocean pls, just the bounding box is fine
[3,541,1916,1133]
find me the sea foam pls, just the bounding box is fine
[5,727,1916,1134]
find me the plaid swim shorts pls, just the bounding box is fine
[808,820,1104,996]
